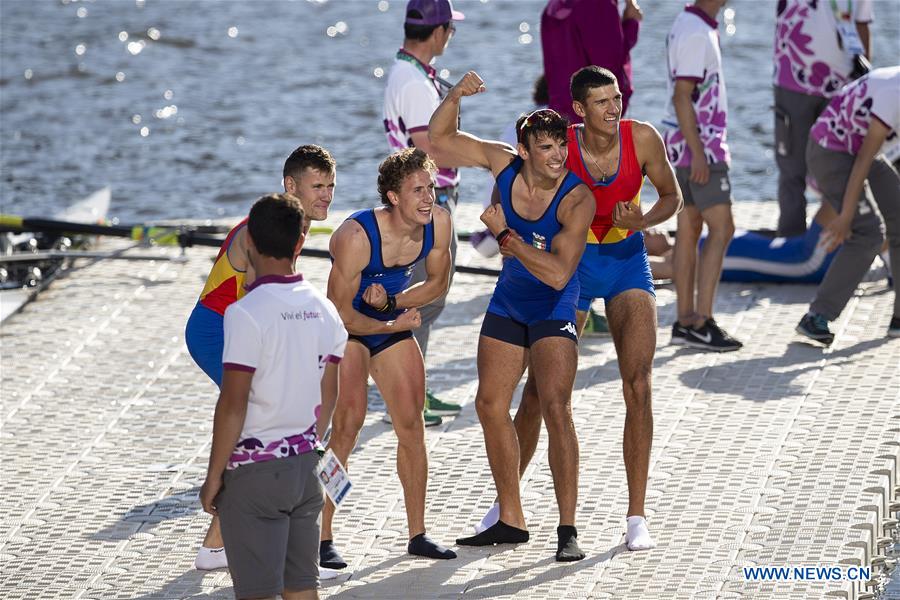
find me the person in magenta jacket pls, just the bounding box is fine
[541,0,642,122]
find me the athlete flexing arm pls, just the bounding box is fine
[481,187,595,291]
[429,71,519,177]
[327,222,421,335]
[361,205,453,311]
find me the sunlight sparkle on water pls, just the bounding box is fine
[115,72,125,82]
[373,67,384,78]
[147,28,161,41]
[518,33,533,45]
[76,6,87,18]
[378,1,389,12]
[127,40,146,55]
[519,22,530,33]
[439,68,450,79]
[75,44,86,56]
[140,127,149,137]
[24,69,33,80]
[118,31,128,42]
[335,21,348,34]
[228,27,239,38]
[132,114,142,124]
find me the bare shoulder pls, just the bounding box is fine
[226,227,249,270]
[630,120,664,144]
[431,204,452,230]
[561,182,596,223]
[329,219,370,257]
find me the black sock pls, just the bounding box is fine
[456,520,530,546]
[319,540,347,569]
[408,533,457,560]
[556,525,585,562]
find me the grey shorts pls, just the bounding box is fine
[217,452,324,598]
[675,162,733,212]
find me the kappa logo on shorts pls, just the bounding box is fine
[532,232,547,250]
[560,322,577,336]
[720,177,730,192]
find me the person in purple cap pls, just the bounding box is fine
[380,0,467,429]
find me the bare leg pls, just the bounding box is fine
[282,588,318,600]
[321,342,370,543]
[529,336,579,525]
[369,339,427,538]
[695,204,735,321]
[606,290,656,517]
[202,516,223,547]
[513,310,588,477]
[474,335,529,528]
[673,205,703,325]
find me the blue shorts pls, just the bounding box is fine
[481,312,578,348]
[577,232,655,312]
[185,302,224,387]
[349,330,413,356]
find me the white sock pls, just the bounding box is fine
[474,503,500,534]
[319,565,342,580]
[625,516,656,551]
[194,546,228,570]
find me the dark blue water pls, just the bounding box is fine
[1,0,897,222]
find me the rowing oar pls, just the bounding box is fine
[0,214,502,277]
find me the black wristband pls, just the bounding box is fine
[377,294,397,313]
[495,228,511,245]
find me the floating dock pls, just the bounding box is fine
[1,202,897,599]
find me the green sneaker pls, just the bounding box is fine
[425,388,462,416]
[582,309,610,337]
[382,409,443,427]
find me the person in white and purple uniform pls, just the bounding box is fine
[664,0,742,352]
[199,194,348,599]
[773,0,874,236]
[382,0,464,382]
[796,66,900,345]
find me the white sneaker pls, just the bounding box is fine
[194,546,228,570]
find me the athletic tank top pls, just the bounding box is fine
[199,218,248,316]
[491,157,582,322]
[349,208,435,321]
[566,120,644,246]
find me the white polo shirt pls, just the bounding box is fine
[383,49,460,188]
[222,273,347,470]
[811,66,900,155]
[662,5,731,168]
[773,0,874,98]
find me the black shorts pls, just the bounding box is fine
[348,331,413,357]
[480,312,578,348]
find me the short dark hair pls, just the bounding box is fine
[283,144,336,180]
[570,66,618,105]
[515,108,569,150]
[404,12,449,41]
[247,194,305,260]
[533,74,549,106]
[377,148,437,206]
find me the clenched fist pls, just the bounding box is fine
[451,71,487,99]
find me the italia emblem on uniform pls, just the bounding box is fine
[532,232,547,250]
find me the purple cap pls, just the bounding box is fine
[405,0,465,26]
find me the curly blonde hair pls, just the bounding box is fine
[377,148,437,206]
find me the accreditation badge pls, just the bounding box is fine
[316,448,353,508]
